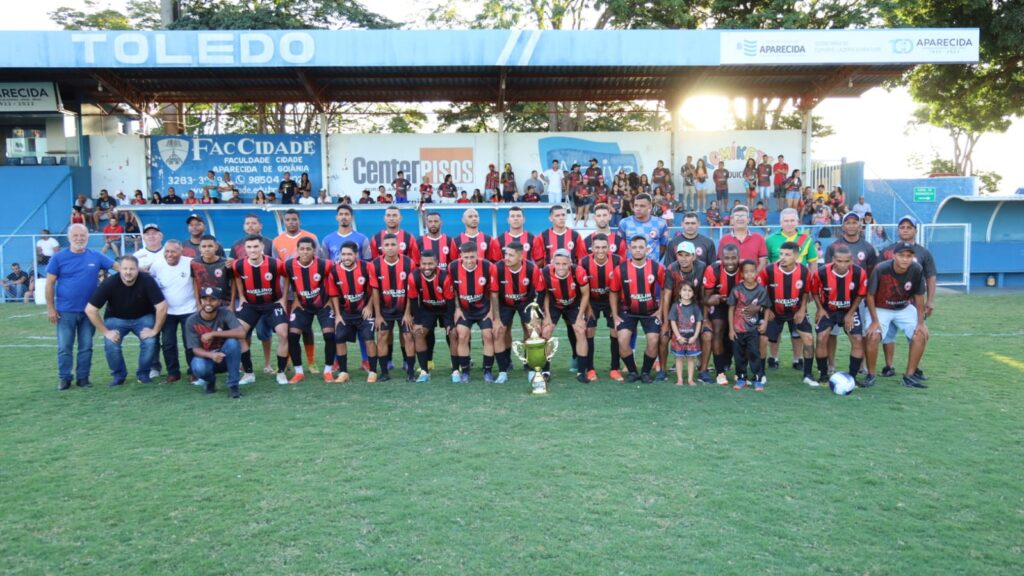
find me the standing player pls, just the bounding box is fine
[369,234,416,382]
[727,260,769,391]
[759,242,816,387]
[492,242,538,384]
[532,205,587,266]
[370,206,421,262]
[445,241,499,383]
[765,208,818,371]
[274,209,320,370]
[580,234,623,381]
[610,235,666,383]
[659,241,707,382]
[584,203,628,259]
[329,241,378,383]
[283,237,337,383]
[191,234,231,300]
[231,235,290,385]
[809,244,867,385]
[618,194,670,261]
[879,215,936,381]
[230,213,275,375]
[321,204,372,263]
[409,250,453,383]
[455,208,502,263]
[864,242,929,389]
[537,249,591,384]
[702,244,742,385]
[496,206,535,259]
[418,212,459,267]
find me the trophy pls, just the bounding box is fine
[511,302,559,395]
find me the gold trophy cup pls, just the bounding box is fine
[511,302,559,395]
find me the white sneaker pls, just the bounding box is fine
[803,376,820,388]
[716,373,729,386]
[149,368,161,380]
[238,373,256,385]
[276,372,289,385]
[192,378,206,387]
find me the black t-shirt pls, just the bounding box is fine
[279,179,297,201]
[162,195,184,205]
[882,242,936,279]
[868,260,926,310]
[96,197,117,211]
[664,233,717,267]
[6,271,29,284]
[88,273,165,319]
[825,236,878,273]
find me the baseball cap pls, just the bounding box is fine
[186,213,203,224]
[677,241,696,254]
[553,248,572,259]
[142,223,161,233]
[898,214,919,228]
[589,157,598,163]
[892,241,916,254]
[200,286,223,300]
[842,212,861,222]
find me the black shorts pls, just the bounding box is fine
[587,301,615,329]
[378,313,413,334]
[549,305,582,326]
[575,195,592,207]
[336,315,374,343]
[707,303,728,322]
[774,184,785,198]
[616,314,661,335]
[289,306,335,332]
[498,303,532,327]
[765,313,813,343]
[237,302,287,332]
[816,310,862,336]
[456,310,493,330]
[414,307,451,330]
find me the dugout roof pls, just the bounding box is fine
[0,28,979,111]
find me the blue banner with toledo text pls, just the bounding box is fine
[149,134,322,200]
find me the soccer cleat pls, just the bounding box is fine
[716,373,729,386]
[902,374,928,389]
[334,371,350,383]
[276,373,289,385]
[108,378,125,387]
[361,360,371,372]
[803,376,820,388]
[289,373,305,384]
[387,360,395,371]
[609,369,624,382]
[698,370,712,384]
[655,370,668,382]
[322,370,333,383]
[406,373,417,383]
[239,373,256,385]
[626,372,641,383]
[767,357,779,370]
[427,360,435,372]
[58,379,71,391]
[76,378,92,388]
[377,372,392,382]
[733,377,747,390]
[861,374,877,388]
[576,372,590,384]
[913,368,928,381]
[881,366,896,377]
[451,371,461,384]
[640,373,653,384]
[495,372,508,384]
[416,371,431,383]
[483,370,495,384]
[586,370,598,382]
[792,359,803,371]
[754,378,766,392]
[367,372,378,383]
[460,372,470,384]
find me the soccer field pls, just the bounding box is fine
[1,292,1022,575]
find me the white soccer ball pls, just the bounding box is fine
[829,372,857,396]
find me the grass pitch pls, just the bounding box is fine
[1,293,1022,575]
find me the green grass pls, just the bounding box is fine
[1,293,1023,575]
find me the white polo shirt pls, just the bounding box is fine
[149,256,196,316]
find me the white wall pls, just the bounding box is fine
[88,134,147,197]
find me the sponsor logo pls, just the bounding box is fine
[263,272,273,281]
[313,273,321,282]
[740,39,758,57]
[904,281,912,291]
[214,269,222,277]
[890,39,913,54]
[478,277,487,286]
[352,147,474,187]
[156,138,190,173]
[738,40,806,55]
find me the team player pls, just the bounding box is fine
[369,234,416,382]
[617,194,670,260]
[445,241,499,383]
[879,215,936,381]
[659,241,707,382]
[610,235,666,383]
[759,242,816,387]
[584,203,628,258]
[230,214,275,375]
[823,211,877,373]
[703,244,742,385]
[727,260,769,391]
[809,244,868,385]
[537,249,592,384]
[532,205,587,266]
[496,206,536,259]
[864,242,929,389]
[329,241,379,383]
[231,235,290,385]
[273,209,320,370]
[455,208,502,262]
[764,208,817,370]
[580,233,622,381]
[409,250,453,382]
[492,242,538,384]
[191,235,230,298]
[283,237,337,383]
[370,206,421,262]
[321,204,372,263]
[417,212,459,266]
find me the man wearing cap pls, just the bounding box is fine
[823,211,878,373]
[182,213,225,259]
[659,241,708,381]
[133,223,165,272]
[763,207,817,370]
[186,287,248,398]
[880,215,936,380]
[149,240,197,384]
[864,242,929,389]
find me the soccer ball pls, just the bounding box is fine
[829,372,857,396]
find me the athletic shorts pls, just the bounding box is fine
[498,303,532,328]
[336,314,374,343]
[378,313,413,334]
[765,313,813,343]
[616,313,661,335]
[456,311,493,330]
[413,307,450,330]
[774,184,785,198]
[289,306,335,332]
[587,301,615,329]
[707,303,728,322]
[237,302,287,332]
[575,195,592,207]
[548,305,582,327]
[873,306,919,342]
[816,309,862,336]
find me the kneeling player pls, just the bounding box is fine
[330,241,379,383]
[493,242,538,384]
[537,248,591,383]
[611,235,666,383]
[810,244,867,385]
[759,241,816,387]
[409,250,454,382]
[445,241,498,383]
[232,235,290,385]
[284,237,337,383]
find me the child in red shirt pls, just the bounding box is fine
[102,220,124,257]
[752,202,768,226]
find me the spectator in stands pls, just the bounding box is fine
[501,163,517,202]
[225,190,241,203]
[317,189,331,204]
[200,189,213,204]
[340,195,352,205]
[438,174,457,202]
[773,155,789,211]
[541,159,564,205]
[297,189,316,205]
[471,189,485,203]
[830,186,846,213]
[123,213,141,252]
[268,192,278,203]
[216,173,237,203]
[742,158,757,193]
[523,185,540,202]
[253,190,268,205]
[457,190,470,203]
[131,190,147,205]
[163,187,183,205]
[359,189,374,204]
[853,195,871,220]
[202,170,218,201]
[74,194,94,228]
[864,212,887,246]
[752,202,768,226]
[812,184,828,204]
[524,170,544,201]
[395,186,410,204]
[101,217,124,257]
[681,156,696,212]
[184,190,199,205]
[70,206,87,227]
[484,164,499,198]
[783,169,802,209]
[392,170,411,201]
[652,160,672,199]
[637,173,652,196]
[299,172,313,198]
[694,159,709,212]
[93,189,118,230]
[279,172,297,204]
[150,191,163,204]
[115,191,128,205]
[376,185,389,204]
[3,263,30,302]
[712,161,730,207]
[706,201,722,227]
[36,229,60,270]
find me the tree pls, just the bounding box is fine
[911,155,1002,196]
[170,0,398,30]
[50,0,160,30]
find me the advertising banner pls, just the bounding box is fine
[720,29,979,65]
[676,130,802,197]
[0,82,60,113]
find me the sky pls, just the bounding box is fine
[8,0,1023,193]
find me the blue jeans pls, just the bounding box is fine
[160,313,194,378]
[56,311,95,381]
[189,338,242,387]
[103,314,158,382]
[4,283,27,301]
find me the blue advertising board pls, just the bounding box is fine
[149,134,322,199]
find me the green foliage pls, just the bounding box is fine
[49,0,160,30]
[775,111,835,138]
[171,0,399,30]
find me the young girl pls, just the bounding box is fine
[670,283,703,386]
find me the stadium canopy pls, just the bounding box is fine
[0,28,979,112]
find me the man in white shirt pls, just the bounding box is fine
[36,229,61,271]
[133,224,165,271]
[852,196,872,220]
[149,240,197,383]
[542,159,565,205]
[297,189,317,205]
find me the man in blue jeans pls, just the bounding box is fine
[85,255,167,387]
[186,287,248,398]
[46,223,118,391]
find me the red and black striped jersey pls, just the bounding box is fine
[612,259,665,316]
[284,257,335,310]
[809,263,867,313]
[497,231,536,260]
[444,260,498,314]
[758,263,809,315]
[531,228,587,266]
[579,254,620,303]
[536,265,590,310]
[370,229,421,263]
[408,269,448,313]
[702,262,741,299]
[331,262,372,316]
[455,232,502,262]
[494,260,538,308]
[416,234,459,266]
[584,231,628,259]
[369,255,415,317]
[232,256,286,305]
